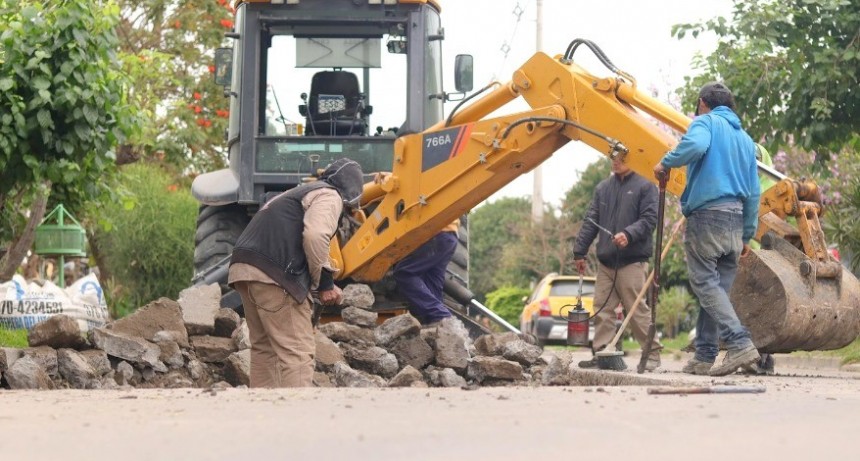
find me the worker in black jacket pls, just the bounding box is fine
[572,157,663,371]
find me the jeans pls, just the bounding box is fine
[393,231,458,324]
[685,209,754,362]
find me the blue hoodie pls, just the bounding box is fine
[660,106,760,242]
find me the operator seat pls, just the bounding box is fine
[300,70,368,136]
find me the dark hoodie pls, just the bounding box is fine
[229,158,364,302]
[319,158,364,209]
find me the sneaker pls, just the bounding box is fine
[644,352,661,372]
[578,357,598,369]
[709,345,761,377]
[682,358,713,375]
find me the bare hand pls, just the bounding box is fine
[319,285,343,305]
[740,243,751,258]
[653,163,667,179]
[575,259,587,275]
[612,232,629,248]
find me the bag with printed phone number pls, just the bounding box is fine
[0,273,110,332]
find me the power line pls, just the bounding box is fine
[492,0,532,83]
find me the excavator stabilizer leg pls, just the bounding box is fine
[730,232,860,353]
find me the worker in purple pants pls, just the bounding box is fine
[393,221,459,325]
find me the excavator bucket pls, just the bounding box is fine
[731,233,860,353]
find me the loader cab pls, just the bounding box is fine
[199,0,466,207]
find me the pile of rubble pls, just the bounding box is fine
[0,283,608,390]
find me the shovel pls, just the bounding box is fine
[595,216,685,370]
[637,170,670,374]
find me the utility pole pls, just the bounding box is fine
[531,0,544,223]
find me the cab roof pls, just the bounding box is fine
[235,0,441,12]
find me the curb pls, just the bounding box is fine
[770,354,843,370]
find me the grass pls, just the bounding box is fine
[791,337,860,365]
[0,327,29,348]
[547,332,691,355]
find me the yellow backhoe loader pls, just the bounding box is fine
[195,0,859,352]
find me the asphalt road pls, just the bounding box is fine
[2,355,859,461]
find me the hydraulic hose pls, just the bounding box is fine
[563,38,636,86]
[498,116,628,157]
[445,81,501,127]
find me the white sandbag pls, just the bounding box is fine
[0,273,110,332]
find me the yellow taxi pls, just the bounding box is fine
[520,273,596,348]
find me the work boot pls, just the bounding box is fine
[741,353,775,376]
[578,357,598,369]
[644,352,661,372]
[709,345,760,377]
[681,358,713,375]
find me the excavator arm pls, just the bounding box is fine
[336,51,684,281]
[331,47,860,353]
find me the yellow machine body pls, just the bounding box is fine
[330,51,859,353]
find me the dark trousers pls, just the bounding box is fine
[393,231,458,324]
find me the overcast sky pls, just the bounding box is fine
[438,0,733,208]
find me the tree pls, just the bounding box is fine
[0,0,137,278]
[115,0,234,172]
[499,204,578,286]
[672,0,860,156]
[561,159,611,222]
[469,197,530,300]
[673,1,860,268]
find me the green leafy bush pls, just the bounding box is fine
[656,285,696,338]
[484,285,531,327]
[92,163,196,316]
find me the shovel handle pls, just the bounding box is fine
[603,217,685,351]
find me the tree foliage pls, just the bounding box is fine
[0,0,136,275]
[469,197,530,300]
[116,0,233,171]
[91,163,197,317]
[672,0,860,156]
[656,285,696,338]
[674,1,860,268]
[498,205,578,287]
[0,0,135,207]
[561,159,611,222]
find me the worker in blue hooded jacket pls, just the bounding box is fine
[654,82,761,377]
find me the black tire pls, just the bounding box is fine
[529,314,546,350]
[193,203,251,282]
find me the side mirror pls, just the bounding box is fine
[386,39,407,54]
[454,54,473,93]
[214,48,233,87]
